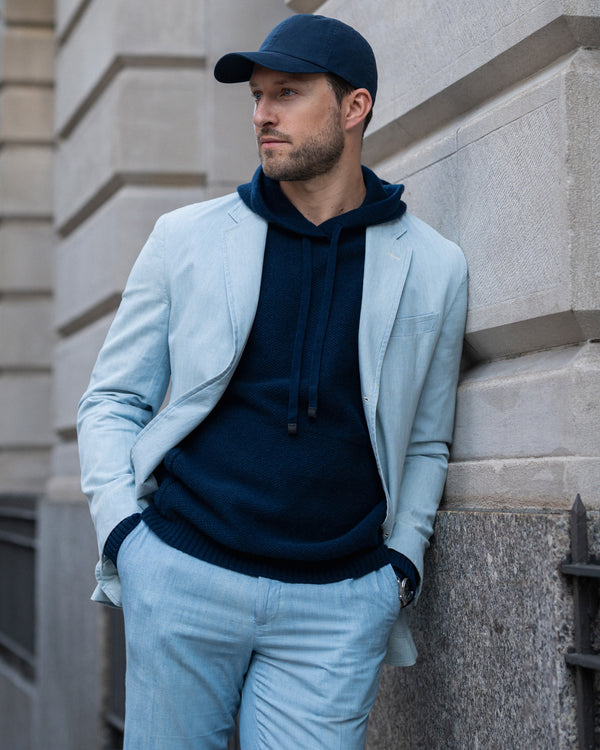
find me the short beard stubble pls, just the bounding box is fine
[259,106,345,182]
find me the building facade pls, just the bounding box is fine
[1,0,599,747]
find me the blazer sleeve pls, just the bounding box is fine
[77,215,172,559]
[386,267,468,592]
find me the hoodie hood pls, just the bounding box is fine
[238,164,406,237]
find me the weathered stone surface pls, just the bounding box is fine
[0,447,50,494]
[445,455,600,511]
[0,86,53,142]
[454,343,600,461]
[367,508,590,749]
[54,185,203,333]
[565,50,600,322]
[0,26,53,85]
[351,0,600,163]
[0,297,53,368]
[0,374,52,446]
[3,0,54,25]
[0,222,54,292]
[55,0,206,134]
[0,146,52,217]
[54,67,205,234]
[55,0,83,40]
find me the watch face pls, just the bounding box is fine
[400,578,414,606]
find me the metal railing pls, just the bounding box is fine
[561,495,600,750]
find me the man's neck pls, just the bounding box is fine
[279,162,366,226]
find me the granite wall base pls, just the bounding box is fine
[367,507,598,749]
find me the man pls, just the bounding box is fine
[78,14,467,750]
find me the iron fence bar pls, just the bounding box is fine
[566,653,600,671]
[561,563,600,578]
[561,495,597,750]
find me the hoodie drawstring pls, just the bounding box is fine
[287,226,342,435]
[287,237,313,435]
[307,224,341,422]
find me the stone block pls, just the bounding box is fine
[0,86,53,142]
[454,343,600,460]
[3,0,54,25]
[0,222,54,292]
[55,0,206,135]
[447,342,600,508]
[54,67,205,235]
[375,59,600,359]
[0,663,34,750]
[54,185,204,334]
[0,26,54,85]
[354,0,600,163]
[34,498,105,750]
[0,146,52,218]
[53,314,114,435]
[445,455,600,511]
[0,447,51,494]
[0,297,53,368]
[367,508,584,749]
[0,374,52,446]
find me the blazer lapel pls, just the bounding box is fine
[359,220,412,400]
[223,201,269,350]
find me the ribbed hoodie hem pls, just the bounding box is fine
[142,505,391,584]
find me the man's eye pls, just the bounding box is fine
[281,89,295,97]
[251,92,262,102]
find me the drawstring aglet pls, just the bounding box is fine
[287,422,298,436]
[307,406,317,420]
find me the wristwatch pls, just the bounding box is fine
[397,576,415,608]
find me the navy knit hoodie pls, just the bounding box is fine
[107,166,417,585]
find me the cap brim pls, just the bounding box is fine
[214,51,328,83]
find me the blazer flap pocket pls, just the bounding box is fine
[390,311,439,338]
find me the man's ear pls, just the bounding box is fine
[343,88,372,132]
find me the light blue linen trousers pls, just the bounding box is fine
[118,521,401,749]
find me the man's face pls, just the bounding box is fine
[249,66,345,182]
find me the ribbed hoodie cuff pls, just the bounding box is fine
[387,549,419,590]
[103,513,142,568]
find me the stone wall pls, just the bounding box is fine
[0,2,54,748]
[0,0,53,494]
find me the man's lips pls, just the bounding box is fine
[260,138,290,148]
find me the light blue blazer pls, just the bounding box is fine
[78,193,468,666]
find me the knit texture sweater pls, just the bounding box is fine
[106,166,417,586]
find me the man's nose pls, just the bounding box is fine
[253,98,277,129]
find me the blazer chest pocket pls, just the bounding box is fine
[390,311,439,338]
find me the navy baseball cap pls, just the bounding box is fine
[214,14,377,104]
